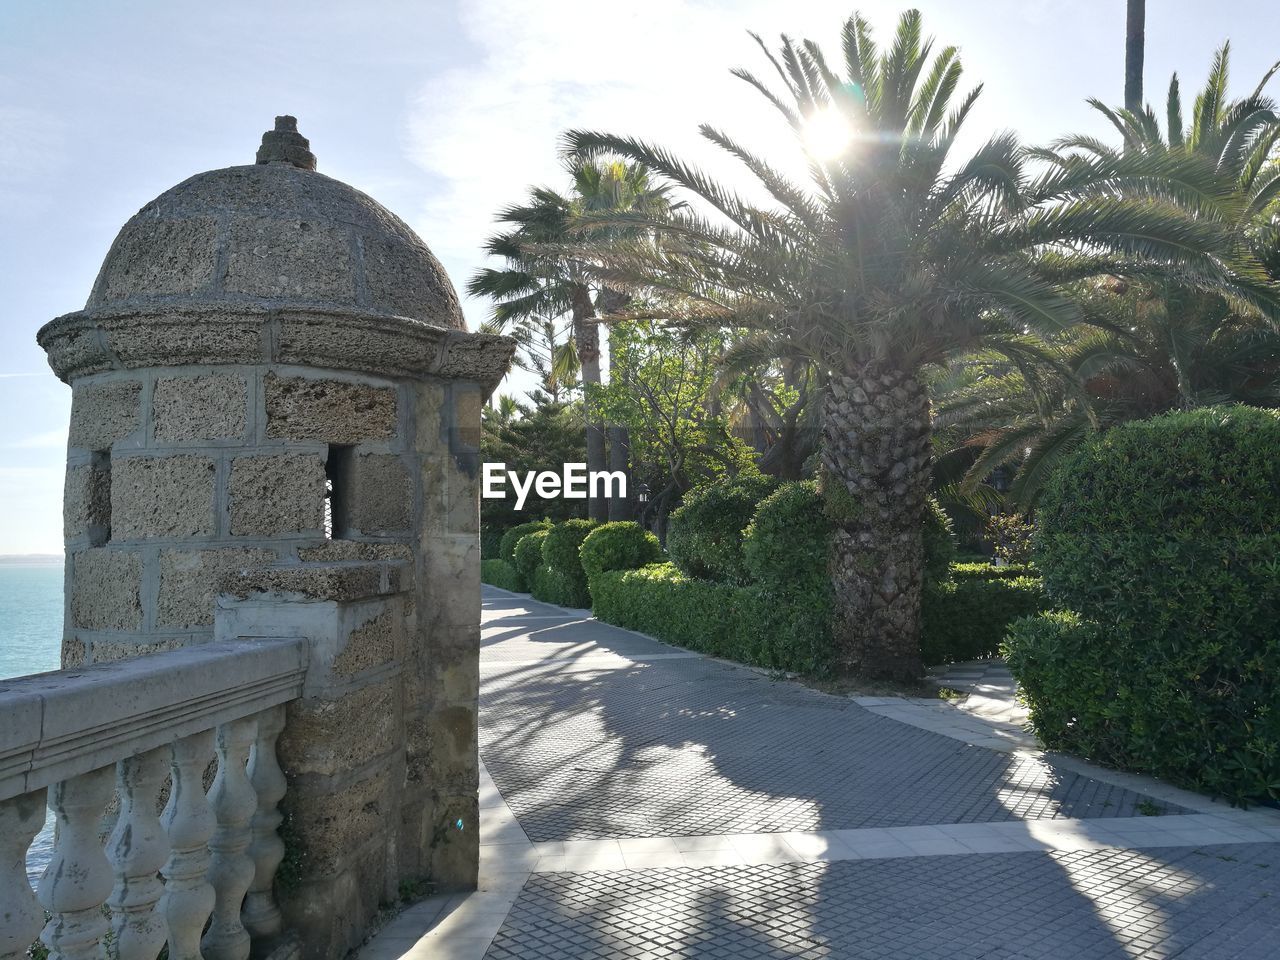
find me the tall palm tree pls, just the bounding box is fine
[1125,0,1145,112]
[940,43,1280,509]
[564,9,1278,679]
[468,160,670,521]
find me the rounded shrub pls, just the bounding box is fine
[542,519,598,574]
[743,481,829,597]
[1008,406,1280,804]
[539,519,597,607]
[499,519,551,562]
[666,474,777,583]
[513,529,550,587]
[579,521,661,585]
[1037,405,1280,634]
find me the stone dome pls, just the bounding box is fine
[84,117,464,329]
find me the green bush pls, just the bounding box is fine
[480,558,521,592]
[987,513,1036,564]
[1003,611,1112,751]
[743,481,830,598]
[666,474,777,583]
[481,526,506,559]
[499,519,551,562]
[531,564,591,609]
[950,562,1036,580]
[536,519,597,608]
[922,496,957,583]
[513,529,550,590]
[580,522,661,585]
[591,562,832,673]
[921,574,1046,665]
[1008,406,1280,805]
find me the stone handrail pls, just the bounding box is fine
[0,638,307,960]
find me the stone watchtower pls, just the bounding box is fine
[37,117,513,957]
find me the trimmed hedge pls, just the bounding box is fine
[580,522,661,585]
[666,474,777,583]
[499,519,551,562]
[950,562,1036,581]
[531,565,589,608]
[480,558,520,591]
[536,519,597,608]
[921,574,1046,665]
[591,563,832,673]
[513,529,550,590]
[1006,406,1280,805]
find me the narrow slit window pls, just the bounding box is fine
[324,444,353,540]
[87,450,111,547]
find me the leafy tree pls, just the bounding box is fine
[565,9,1278,679]
[469,160,672,520]
[481,390,587,531]
[592,320,755,538]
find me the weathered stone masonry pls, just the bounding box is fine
[38,117,514,960]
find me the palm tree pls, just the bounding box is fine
[939,43,1280,509]
[564,9,1278,679]
[1125,0,1145,112]
[468,160,671,521]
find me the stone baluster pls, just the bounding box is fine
[202,718,258,960]
[106,748,169,960]
[38,766,114,960]
[0,789,47,960]
[242,705,287,942]
[160,730,216,960]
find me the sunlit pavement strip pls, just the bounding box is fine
[359,587,1280,960]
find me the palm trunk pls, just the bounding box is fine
[572,285,609,522]
[1125,0,1145,112]
[607,425,632,520]
[821,366,932,681]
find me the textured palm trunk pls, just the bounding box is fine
[572,285,609,522]
[1125,0,1145,111]
[822,366,932,681]
[607,425,632,521]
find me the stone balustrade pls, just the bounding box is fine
[0,638,307,960]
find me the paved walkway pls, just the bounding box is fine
[361,589,1280,959]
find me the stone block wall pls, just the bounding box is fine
[60,358,486,959]
[62,363,416,664]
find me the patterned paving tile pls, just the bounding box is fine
[485,844,1280,959]
[479,647,1187,842]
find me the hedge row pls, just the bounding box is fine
[921,574,1046,665]
[590,562,833,674]
[480,558,520,592]
[950,562,1036,581]
[479,495,1036,670]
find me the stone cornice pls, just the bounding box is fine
[37,304,516,391]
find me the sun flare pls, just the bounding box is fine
[802,106,853,161]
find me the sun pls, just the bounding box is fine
[802,106,853,161]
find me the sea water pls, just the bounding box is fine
[0,561,63,883]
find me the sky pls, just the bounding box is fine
[2,0,1279,554]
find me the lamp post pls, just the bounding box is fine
[634,482,650,526]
